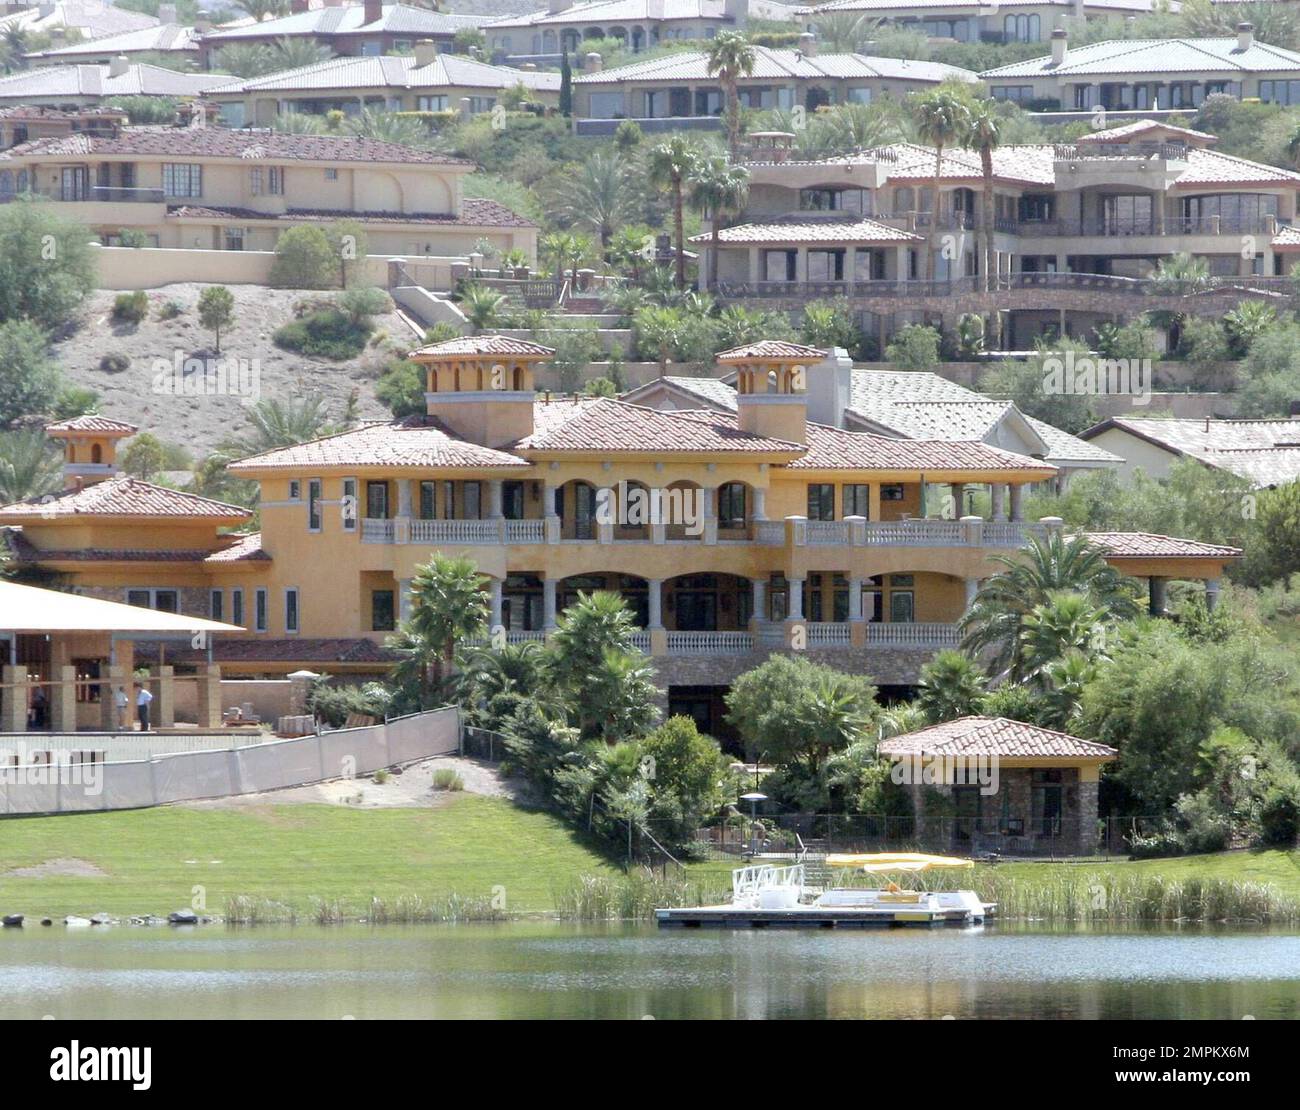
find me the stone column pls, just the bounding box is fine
[1008,483,1024,522]
[49,665,77,733]
[700,485,716,544]
[788,577,804,621]
[288,669,320,715]
[647,579,664,629]
[397,479,413,519]
[151,664,175,730]
[1,664,27,733]
[751,576,767,629]
[752,486,767,521]
[1205,577,1221,611]
[990,483,1006,522]
[849,576,866,647]
[543,578,558,630]
[196,663,222,730]
[398,578,413,623]
[964,577,980,612]
[488,479,504,520]
[489,577,504,632]
[1148,575,1167,616]
[1076,768,1101,855]
[543,480,560,544]
[949,482,965,519]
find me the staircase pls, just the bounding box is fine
[800,854,832,896]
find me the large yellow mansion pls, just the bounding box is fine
[0,338,1239,732]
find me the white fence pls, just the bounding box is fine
[0,707,460,816]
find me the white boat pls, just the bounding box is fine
[656,854,995,929]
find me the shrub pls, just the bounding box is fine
[112,291,149,323]
[307,678,392,728]
[157,299,184,321]
[268,225,338,289]
[884,323,941,370]
[337,285,390,324]
[432,768,464,791]
[273,308,371,360]
[375,358,426,418]
[98,352,131,373]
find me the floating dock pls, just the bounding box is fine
[656,904,984,928]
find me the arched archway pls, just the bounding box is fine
[556,479,597,540]
[558,573,649,627]
[664,573,752,631]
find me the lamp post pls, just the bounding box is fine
[740,791,767,858]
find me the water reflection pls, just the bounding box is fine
[1,922,1297,1020]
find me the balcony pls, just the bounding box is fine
[1015,215,1280,238]
[865,622,960,648]
[0,186,166,205]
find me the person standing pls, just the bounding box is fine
[113,686,129,731]
[136,683,154,732]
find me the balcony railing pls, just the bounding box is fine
[806,622,851,647]
[865,622,960,648]
[1015,215,1279,237]
[0,186,165,204]
[666,631,753,656]
[410,519,499,544]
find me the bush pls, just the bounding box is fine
[98,352,131,373]
[337,285,390,324]
[268,225,338,289]
[112,291,149,323]
[884,323,941,370]
[307,678,392,728]
[376,358,426,418]
[273,308,372,359]
[0,319,61,426]
[157,300,184,321]
[432,768,464,791]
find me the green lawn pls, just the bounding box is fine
[0,796,618,918]
[996,848,1300,899]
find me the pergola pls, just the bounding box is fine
[0,581,242,733]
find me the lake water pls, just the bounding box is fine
[2,922,1298,1020]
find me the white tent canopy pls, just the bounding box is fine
[0,581,243,635]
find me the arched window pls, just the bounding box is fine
[91,443,103,464]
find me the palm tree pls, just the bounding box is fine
[0,427,63,503]
[343,107,430,148]
[242,0,291,20]
[916,649,985,724]
[914,87,971,281]
[813,12,881,53]
[211,43,277,78]
[819,101,902,156]
[796,672,875,777]
[1,28,30,74]
[547,590,642,692]
[959,531,1140,682]
[1018,591,1110,681]
[688,157,749,290]
[647,136,700,289]
[1223,300,1276,356]
[1150,251,1211,294]
[272,112,327,134]
[965,101,1000,295]
[395,554,489,702]
[551,150,639,255]
[704,30,756,156]
[633,304,685,373]
[223,393,343,458]
[458,283,507,331]
[271,36,333,71]
[581,646,661,743]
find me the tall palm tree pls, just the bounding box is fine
[647,136,700,290]
[396,554,489,701]
[914,87,971,281]
[688,157,749,290]
[704,30,756,157]
[965,100,1000,295]
[223,394,343,458]
[552,150,639,255]
[343,107,431,148]
[547,590,641,692]
[916,649,985,724]
[1018,591,1110,681]
[959,531,1140,682]
[0,427,63,503]
[271,36,333,71]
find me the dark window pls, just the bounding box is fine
[285,589,299,633]
[366,481,389,520]
[308,478,322,531]
[255,588,268,632]
[843,483,869,518]
[503,481,525,520]
[807,483,835,521]
[371,590,396,632]
[718,482,747,528]
[231,589,244,627]
[881,484,905,501]
[419,480,436,520]
[210,589,223,621]
[463,481,482,519]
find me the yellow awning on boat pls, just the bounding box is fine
[825,852,975,873]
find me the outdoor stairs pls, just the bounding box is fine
[800,855,832,897]
[563,296,607,313]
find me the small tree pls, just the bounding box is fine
[120,432,166,481]
[559,50,573,117]
[197,285,235,353]
[0,201,97,330]
[916,650,985,723]
[884,323,941,370]
[268,225,338,289]
[323,220,369,289]
[0,319,61,426]
[391,554,489,702]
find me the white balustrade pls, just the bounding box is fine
[805,521,850,546]
[504,519,545,544]
[864,622,960,647]
[361,518,394,544]
[666,631,754,656]
[627,632,651,653]
[755,520,787,545]
[806,622,851,646]
[409,518,500,544]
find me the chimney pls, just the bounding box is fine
[195,9,212,33]
[158,2,177,23]
[798,31,817,57]
[585,51,602,72]
[724,0,747,22]
[734,357,809,443]
[804,348,853,428]
[290,0,309,11]
[414,38,437,66]
[108,55,130,78]
[364,0,382,25]
[1050,29,1067,66]
[1237,21,1254,51]
[547,0,574,12]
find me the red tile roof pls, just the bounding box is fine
[1,127,472,166]
[1085,531,1242,559]
[689,215,923,245]
[716,340,826,361]
[0,477,251,520]
[167,198,535,229]
[45,414,137,435]
[788,422,1058,473]
[227,415,531,472]
[878,716,1117,760]
[409,335,555,358]
[205,531,269,562]
[514,399,806,454]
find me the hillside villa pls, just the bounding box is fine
[0,123,538,260]
[209,45,561,127]
[0,341,1239,744]
[0,59,230,109]
[696,119,1300,347]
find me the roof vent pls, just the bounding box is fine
[414,39,437,67]
[799,32,817,58]
[1050,29,1067,67]
[1237,21,1254,51]
[108,55,130,78]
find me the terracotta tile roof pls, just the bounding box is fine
[166,198,534,228]
[878,716,1117,760]
[1081,417,1300,483]
[227,416,532,472]
[0,62,229,102]
[789,423,1058,473]
[716,340,826,361]
[201,3,477,41]
[689,215,923,245]
[205,531,270,562]
[1,126,472,166]
[1273,225,1300,249]
[515,399,805,454]
[408,334,555,358]
[45,414,137,435]
[619,375,740,411]
[1075,119,1217,145]
[0,477,251,520]
[134,637,399,666]
[1085,531,1243,559]
[573,45,974,85]
[981,36,1300,78]
[213,52,559,95]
